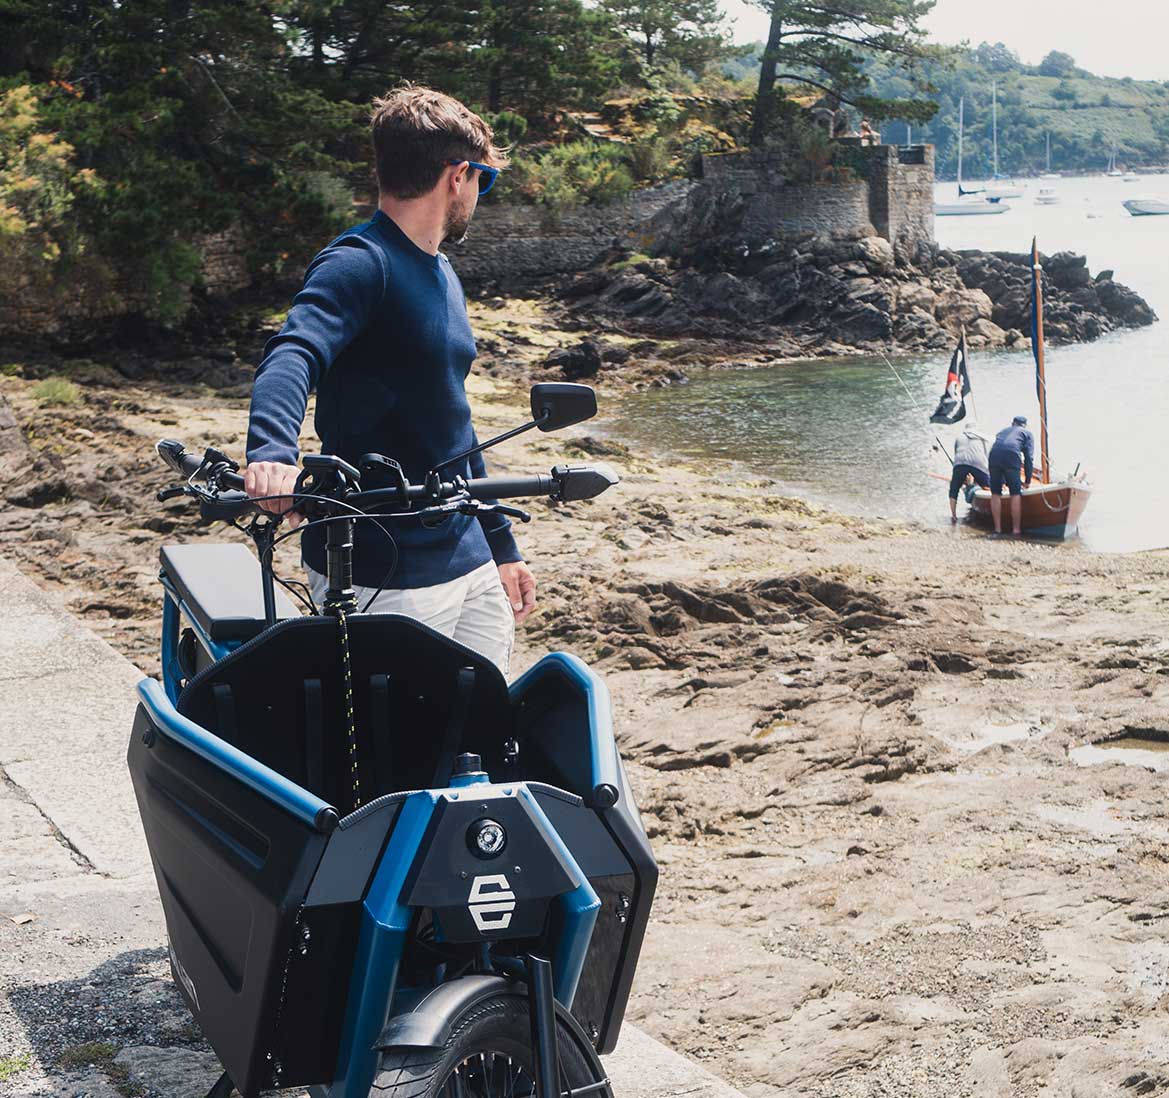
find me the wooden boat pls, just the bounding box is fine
[943,239,1092,539]
[967,477,1092,538]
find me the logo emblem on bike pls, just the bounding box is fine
[468,873,516,932]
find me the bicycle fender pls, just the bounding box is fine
[376,975,514,1050]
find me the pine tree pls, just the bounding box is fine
[600,0,732,73]
[472,0,618,115]
[748,0,940,147]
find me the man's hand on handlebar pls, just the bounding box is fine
[243,461,304,528]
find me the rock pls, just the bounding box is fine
[854,236,896,276]
[991,285,1031,331]
[895,309,951,349]
[935,288,993,335]
[832,303,892,343]
[0,393,28,457]
[545,339,604,379]
[50,1071,125,1098]
[1048,263,1092,291]
[896,284,936,315]
[966,317,1008,346]
[112,1046,224,1098]
[601,271,674,318]
[1095,278,1158,327]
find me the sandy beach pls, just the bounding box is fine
[2,306,1169,1097]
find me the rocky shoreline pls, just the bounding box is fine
[4,360,1169,1097]
[554,234,1156,362]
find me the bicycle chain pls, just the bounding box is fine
[337,607,361,812]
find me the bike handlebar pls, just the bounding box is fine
[155,440,617,519]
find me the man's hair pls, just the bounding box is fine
[370,85,509,200]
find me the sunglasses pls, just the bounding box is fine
[448,158,500,195]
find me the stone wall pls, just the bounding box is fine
[449,144,935,287]
[864,145,935,246]
[0,226,252,340]
[445,180,695,288]
[696,151,875,239]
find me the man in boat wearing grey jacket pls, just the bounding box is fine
[948,422,991,522]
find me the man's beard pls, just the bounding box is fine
[443,198,474,245]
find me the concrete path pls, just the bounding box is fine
[0,557,744,1098]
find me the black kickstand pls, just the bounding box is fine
[526,954,560,1098]
[205,1070,234,1098]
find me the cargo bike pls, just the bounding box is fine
[126,384,657,1098]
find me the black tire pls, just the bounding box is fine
[371,993,609,1098]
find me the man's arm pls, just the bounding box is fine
[245,239,388,519]
[468,443,535,622]
[1023,431,1035,486]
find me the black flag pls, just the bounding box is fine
[929,333,971,424]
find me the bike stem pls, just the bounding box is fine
[323,515,359,616]
[249,520,280,629]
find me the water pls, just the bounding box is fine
[1071,737,1169,773]
[609,175,1169,553]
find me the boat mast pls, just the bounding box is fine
[1031,237,1052,482]
[1046,131,1051,172]
[992,81,998,178]
[957,97,965,195]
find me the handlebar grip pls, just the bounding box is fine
[465,474,555,500]
[156,439,203,477]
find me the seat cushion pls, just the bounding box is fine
[160,543,300,643]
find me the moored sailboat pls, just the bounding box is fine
[936,98,1010,216]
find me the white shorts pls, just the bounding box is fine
[305,560,515,677]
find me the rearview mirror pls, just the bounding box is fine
[531,383,597,433]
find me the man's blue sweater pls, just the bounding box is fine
[989,424,1035,484]
[246,211,521,589]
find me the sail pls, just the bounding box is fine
[929,332,972,424]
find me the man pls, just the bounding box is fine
[948,421,991,523]
[987,415,1035,536]
[243,86,535,675]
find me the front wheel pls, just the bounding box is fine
[371,993,610,1098]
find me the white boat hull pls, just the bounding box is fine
[935,201,1010,216]
[1124,197,1169,216]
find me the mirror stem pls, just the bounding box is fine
[429,410,550,479]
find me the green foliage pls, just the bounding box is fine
[31,377,81,405]
[1038,50,1081,78]
[57,1043,118,1070]
[746,0,941,147]
[0,85,99,269]
[600,0,736,79]
[864,45,1169,174]
[626,134,674,181]
[488,111,530,148]
[0,1054,32,1081]
[1,1,359,324]
[513,142,636,211]
[468,1,620,115]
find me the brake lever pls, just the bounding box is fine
[470,502,531,523]
[157,485,196,503]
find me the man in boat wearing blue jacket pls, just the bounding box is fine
[988,415,1035,536]
[243,86,534,675]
